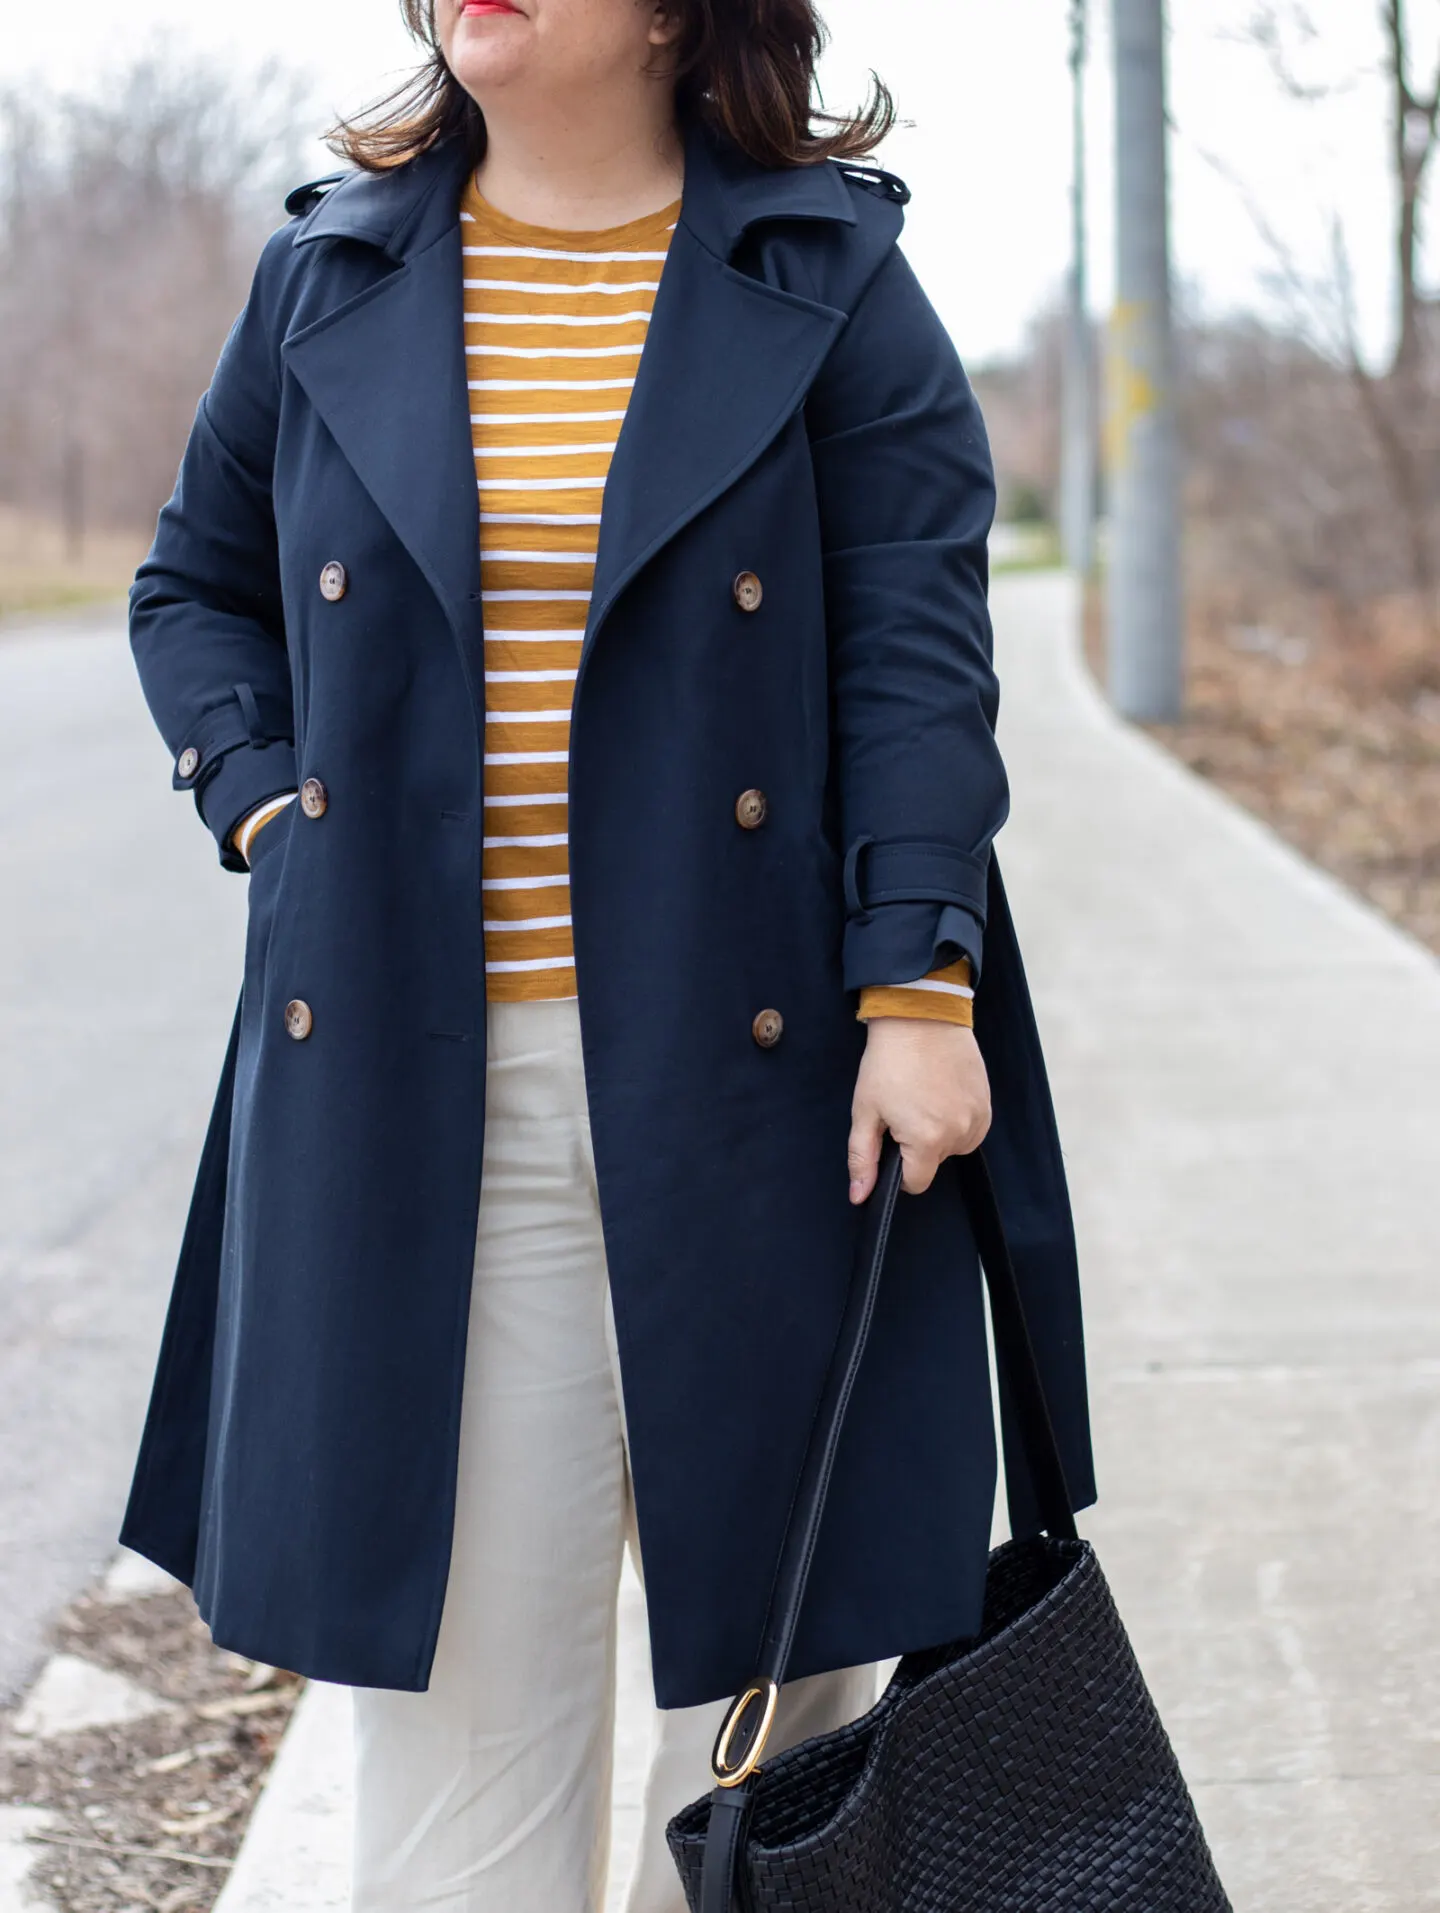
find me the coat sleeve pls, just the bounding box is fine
[130,226,299,872]
[807,243,1007,990]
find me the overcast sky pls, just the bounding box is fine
[5,0,1434,367]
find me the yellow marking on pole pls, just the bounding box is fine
[1106,300,1158,476]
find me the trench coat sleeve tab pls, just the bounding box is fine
[843,838,989,923]
[167,688,294,792]
[166,687,297,865]
[842,838,989,992]
[811,243,1008,998]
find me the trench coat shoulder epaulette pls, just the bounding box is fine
[833,161,912,208]
[284,172,349,219]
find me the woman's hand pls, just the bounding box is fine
[848,1018,992,1203]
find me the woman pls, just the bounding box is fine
[122,1,1095,1907]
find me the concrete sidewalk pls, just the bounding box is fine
[210,572,1438,1912]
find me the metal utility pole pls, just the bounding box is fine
[1107,0,1183,721]
[1061,0,1096,577]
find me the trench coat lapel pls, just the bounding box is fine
[279,131,859,651]
[587,228,844,646]
[586,126,855,647]
[283,149,481,637]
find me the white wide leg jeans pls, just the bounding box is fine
[351,998,876,1912]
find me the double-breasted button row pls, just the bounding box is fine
[280,774,328,1039]
[319,560,348,603]
[734,569,772,1043]
[733,570,763,614]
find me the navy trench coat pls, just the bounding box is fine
[121,121,1095,1710]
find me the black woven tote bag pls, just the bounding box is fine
[667,1139,1232,1912]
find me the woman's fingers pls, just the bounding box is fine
[847,1103,884,1205]
[849,1019,993,1203]
[897,1135,943,1196]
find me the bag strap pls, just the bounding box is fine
[698,1136,1077,1909]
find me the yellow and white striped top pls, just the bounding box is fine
[463,181,679,1001]
[458,176,973,1027]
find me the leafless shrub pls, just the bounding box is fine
[1182,319,1404,605]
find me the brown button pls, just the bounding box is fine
[284,999,313,1041]
[300,777,329,819]
[176,747,200,780]
[752,1009,784,1050]
[319,561,348,602]
[733,571,763,614]
[735,789,769,831]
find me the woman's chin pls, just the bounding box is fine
[452,15,530,62]
[450,33,530,93]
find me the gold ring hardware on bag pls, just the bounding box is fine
[711,1678,780,1787]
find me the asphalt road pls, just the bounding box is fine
[0,604,244,1702]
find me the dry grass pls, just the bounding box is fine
[1086,581,1440,956]
[0,510,144,623]
[0,1578,303,1913]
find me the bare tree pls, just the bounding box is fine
[1219,2,1440,662]
[1382,0,1440,375]
[0,49,314,545]
[1248,0,1440,376]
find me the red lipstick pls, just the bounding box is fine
[463,1,520,14]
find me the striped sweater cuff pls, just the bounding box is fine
[856,958,974,1029]
[232,791,297,865]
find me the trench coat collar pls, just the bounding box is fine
[289,119,859,265]
[282,123,856,649]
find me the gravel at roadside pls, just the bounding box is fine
[0,1566,303,1913]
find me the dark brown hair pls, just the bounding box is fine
[328,1,894,173]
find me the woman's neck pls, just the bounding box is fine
[474,85,684,232]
